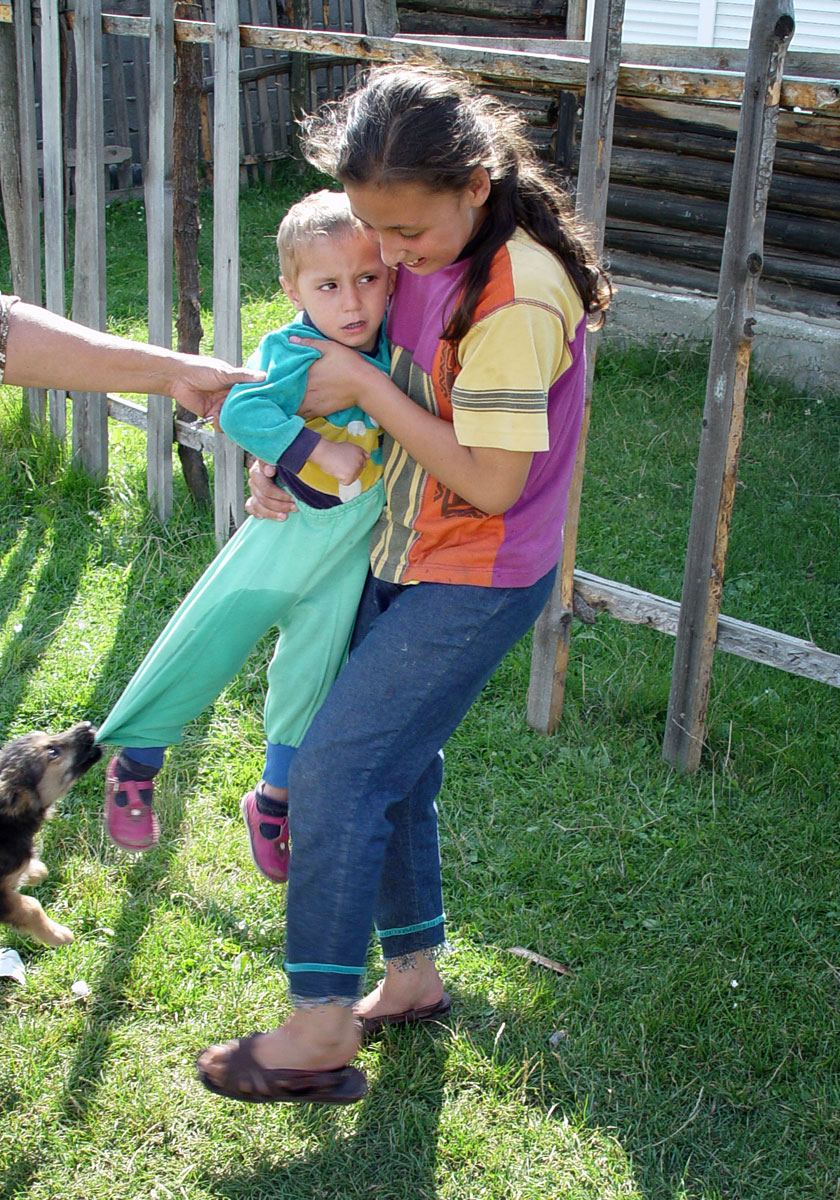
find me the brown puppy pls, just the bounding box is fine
[0,722,101,946]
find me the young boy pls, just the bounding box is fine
[96,191,394,883]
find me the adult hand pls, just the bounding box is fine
[167,355,266,428]
[245,457,298,522]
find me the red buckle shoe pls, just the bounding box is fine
[240,790,290,883]
[104,756,159,852]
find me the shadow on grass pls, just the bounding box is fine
[0,816,190,1197]
[0,509,99,740]
[0,501,28,599]
[54,717,195,1124]
[0,1152,40,1200]
[202,1030,450,1200]
[42,523,225,1118]
[55,835,186,1124]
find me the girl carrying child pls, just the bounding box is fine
[196,64,611,1105]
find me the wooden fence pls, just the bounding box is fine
[8,1,837,313]
[3,0,839,773]
[16,0,361,200]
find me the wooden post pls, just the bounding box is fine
[364,0,398,37]
[173,0,212,507]
[72,0,109,478]
[288,0,310,158]
[212,0,244,544]
[566,0,588,41]
[0,26,25,297]
[662,0,795,772]
[526,0,624,734]
[8,0,47,421]
[41,0,68,439]
[145,0,175,522]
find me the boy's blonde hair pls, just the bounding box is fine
[276,189,363,283]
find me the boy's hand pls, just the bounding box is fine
[308,438,369,486]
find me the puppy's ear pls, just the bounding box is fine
[0,746,42,799]
[19,756,43,793]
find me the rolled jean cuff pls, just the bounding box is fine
[376,913,446,960]
[284,960,365,1002]
[291,994,358,1010]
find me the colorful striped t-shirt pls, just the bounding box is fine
[370,228,587,587]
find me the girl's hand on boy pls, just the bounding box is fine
[289,335,376,417]
[308,438,369,486]
[245,458,298,522]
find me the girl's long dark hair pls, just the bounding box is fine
[301,66,612,342]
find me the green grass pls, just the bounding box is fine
[0,168,839,1199]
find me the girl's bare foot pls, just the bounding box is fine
[197,1003,360,1087]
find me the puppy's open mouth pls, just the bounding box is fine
[76,740,103,774]
[71,726,103,777]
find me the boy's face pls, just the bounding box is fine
[281,230,393,353]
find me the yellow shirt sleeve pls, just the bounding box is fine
[451,241,585,452]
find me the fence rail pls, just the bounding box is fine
[4,0,837,775]
[76,13,840,112]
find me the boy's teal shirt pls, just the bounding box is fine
[219,313,391,465]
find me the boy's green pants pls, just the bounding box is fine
[97,481,384,753]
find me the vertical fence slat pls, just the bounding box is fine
[363,0,397,35]
[526,0,624,735]
[41,0,68,438]
[14,0,47,423]
[240,57,258,185]
[566,0,588,40]
[662,0,795,772]
[146,0,175,521]
[288,0,309,155]
[212,0,244,543]
[72,0,109,477]
[268,0,288,154]
[249,0,276,181]
[106,33,135,192]
[133,31,151,174]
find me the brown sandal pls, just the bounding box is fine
[196,1034,367,1105]
[359,992,452,1037]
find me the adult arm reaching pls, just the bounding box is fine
[0,296,265,425]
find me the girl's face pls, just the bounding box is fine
[344,170,491,276]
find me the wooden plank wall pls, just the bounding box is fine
[33,2,838,319]
[392,18,840,321]
[35,0,566,197]
[597,89,840,321]
[397,0,566,39]
[391,27,840,320]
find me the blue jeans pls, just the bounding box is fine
[284,567,556,1001]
